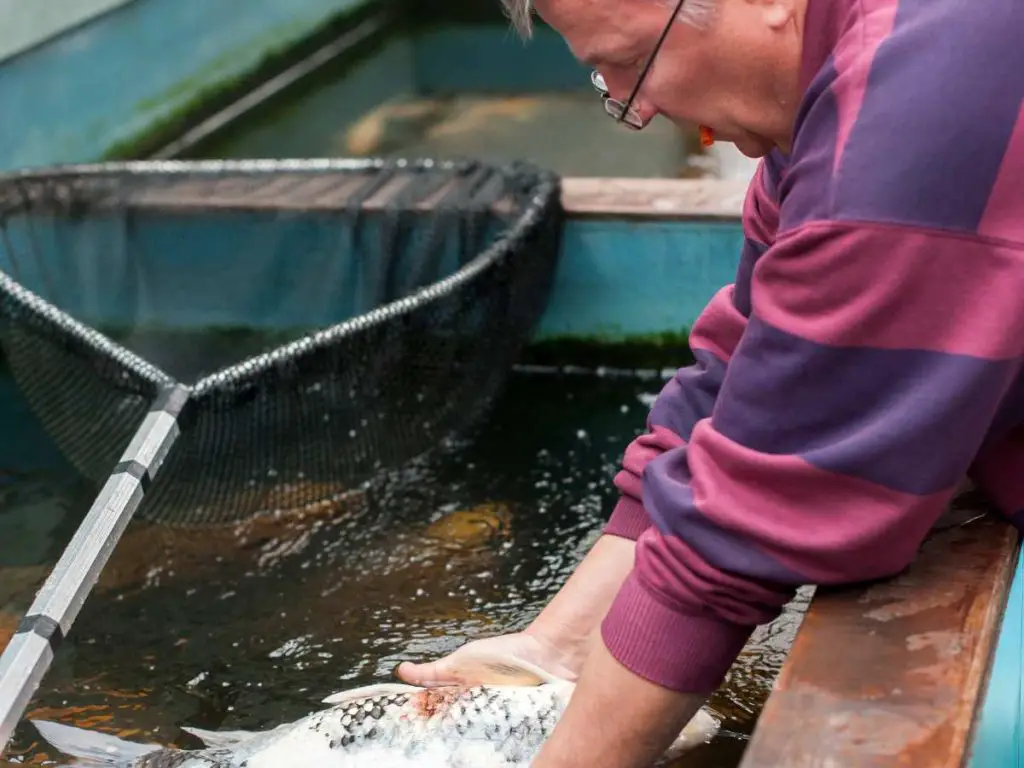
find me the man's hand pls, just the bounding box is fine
[531,639,708,768]
[395,630,580,687]
[397,534,636,686]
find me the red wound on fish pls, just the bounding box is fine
[413,688,462,717]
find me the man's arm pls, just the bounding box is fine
[523,534,638,673]
[399,176,776,687]
[533,641,705,768]
[534,219,1024,767]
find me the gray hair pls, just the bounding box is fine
[499,0,715,39]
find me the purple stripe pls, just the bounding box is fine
[834,0,1024,232]
[732,239,768,317]
[778,58,840,231]
[986,371,1024,443]
[711,318,1019,495]
[641,449,806,584]
[762,149,787,198]
[648,349,725,442]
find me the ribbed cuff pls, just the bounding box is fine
[603,496,651,541]
[601,570,753,694]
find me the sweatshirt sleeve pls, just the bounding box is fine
[604,161,778,542]
[970,427,1024,526]
[601,220,1024,694]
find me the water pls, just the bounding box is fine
[0,372,97,648]
[0,367,807,767]
[183,78,704,178]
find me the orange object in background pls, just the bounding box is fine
[699,125,715,147]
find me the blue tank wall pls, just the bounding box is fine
[0,0,380,171]
[968,545,1024,768]
[0,209,744,341]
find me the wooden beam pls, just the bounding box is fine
[71,174,748,221]
[740,497,1020,768]
[559,177,747,220]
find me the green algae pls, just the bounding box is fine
[522,331,696,370]
[101,1,400,161]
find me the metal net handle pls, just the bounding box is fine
[0,385,188,754]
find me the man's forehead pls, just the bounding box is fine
[532,0,617,30]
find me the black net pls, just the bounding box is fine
[0,158,563,526]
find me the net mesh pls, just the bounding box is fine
[0,158,563,526]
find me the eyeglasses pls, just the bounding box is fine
[591,0,688,130]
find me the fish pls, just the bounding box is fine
[31,651,720,767]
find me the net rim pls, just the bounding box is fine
[0,157,562,395]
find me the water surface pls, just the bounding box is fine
[0,368,807,767]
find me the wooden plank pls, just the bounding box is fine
[91,176,748,220]
[559,177,747,220]
[740,496,1020,768]
[124,173,383,211]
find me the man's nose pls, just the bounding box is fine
[629,98,659,125]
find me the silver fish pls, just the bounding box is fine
[32,653,720,767]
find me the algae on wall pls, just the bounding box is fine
[0,0,392,170]
[521,332,696,371]
[103,1,399,161]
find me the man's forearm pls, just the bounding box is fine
[533,638,707,768]
[525,534,636,673]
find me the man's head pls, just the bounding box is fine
[502,0,809,158]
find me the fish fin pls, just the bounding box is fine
[180,726,260,748]
[32,719,162,764]
[443,651,563,686]
[322,683,423,705]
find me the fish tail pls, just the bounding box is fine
[32,719,163,765]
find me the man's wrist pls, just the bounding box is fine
[522,534,637,675]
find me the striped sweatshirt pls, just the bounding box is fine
[600,0,1024,694]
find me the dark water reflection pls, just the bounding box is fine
[0,369,806,767]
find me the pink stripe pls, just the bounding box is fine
[831,0,898,172]
[978,104,1024,243]
[684,420,953,583]
[970,427,1024,516]
[689,286,748,362]
[602,571,757,693]
[742,163,779,246]
[603,496,651,541]
[633,523,795,627]
[753,222,1024,359]
[613,425,685,502]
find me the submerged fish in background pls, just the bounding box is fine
[32,652,720,767]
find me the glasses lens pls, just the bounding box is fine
[603,98,645,130]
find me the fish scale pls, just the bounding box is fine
[282,685,567,762]
[33,660,721,767]
[137,751,226,768]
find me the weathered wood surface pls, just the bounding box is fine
[740,496,1020,768]
[93,175,748,219]
[559,177,747,220]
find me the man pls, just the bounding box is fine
[398,0,1024,764]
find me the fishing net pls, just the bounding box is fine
[0,158,563,526]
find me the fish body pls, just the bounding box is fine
[33,655,720,767]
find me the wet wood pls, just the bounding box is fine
[116,174,747,221]
[560,177,747,220]
[740,498,1020,768]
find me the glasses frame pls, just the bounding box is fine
[591,0,688,130]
